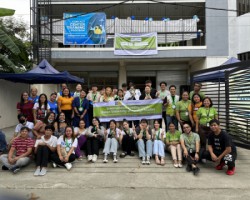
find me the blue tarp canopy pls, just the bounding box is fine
[193,57,240,82]
[0,59,84,84]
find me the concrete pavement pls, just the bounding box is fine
[0,126,250,200]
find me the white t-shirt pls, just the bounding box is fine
[74,127,87,138]
[15,121,34,139]
[34,135,57,148]
[33,103,50,110]
[57,136,78,154]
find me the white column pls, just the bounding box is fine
[118,60,127,88]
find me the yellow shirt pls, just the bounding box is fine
[58,96,74,110]
[188,102,202,123]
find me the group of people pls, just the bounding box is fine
[0,81,237,176]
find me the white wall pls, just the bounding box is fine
[0,80,29,129]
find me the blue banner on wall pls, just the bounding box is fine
[63,12,106,45]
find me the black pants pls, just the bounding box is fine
[51,152,76,166]
[186,153,198,166]
[86,137,100,156]
[88,105,93,124]
[122,134,135,155]
[62,110,72,124]
[159,111,167,129]
[36,145,53,167]
[198,125,212,148]
[202,150,237,168]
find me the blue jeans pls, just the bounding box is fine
[136,139,153,158]
[166,115,178,130]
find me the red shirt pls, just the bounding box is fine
[17,101,34,122]
[12,137,34,157]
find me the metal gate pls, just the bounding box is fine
[191,60,250,149]
[225,65,250,148]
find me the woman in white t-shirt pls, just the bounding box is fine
[74,119,88,160]
[33,93,50,124]
[103,120,122,163]
[34,125,57,176]
[51,126,78,171]
[152,119,166,166]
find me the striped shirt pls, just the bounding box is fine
[12,137,34,156]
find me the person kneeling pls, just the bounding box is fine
[0,127,34,174]
[203,119,237,175]
[103,120,122,163]
[180,122,200,175]
[34,125,57,176]
[51,126,77,171]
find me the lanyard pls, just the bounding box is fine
[79,98,83,108]
[206,108,211,122]
[186,133,194,146]
[92,93,97,101]
[171,96,175,105]
[156,129,161,140]
[182,100,188,111]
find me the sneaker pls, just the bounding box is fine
[186,165,192,172]
[216,162,225,170]
[129,152,135,157]
[2,165,9,171]
[193,167,200,175]
[113,155,118,163]
[88,155,93,162]
[92,154,98,163]
[120,152,127,158]
[64,163,72,171]
[34,168,41,176]
[141,157,146,165]
[39,168,47,176]
[178,163,183,168]
[103,155,108,163]
[146,156,150,165]
[78,156,83,161]
[226,167,235,175]
[201,159,207,164]
[174,163,179,168]
[52,162,57,168]
[10,166,20,174]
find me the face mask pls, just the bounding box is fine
[19,119,26,124]
[59,120,65,123]
[48,119,54,123]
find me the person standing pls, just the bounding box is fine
[57,88,74,124]
[87,84,101,123]
[189,82,205,100]
[140,80,157,100]
[156,81,170,128]
[203,119,237,175]
[33,93,50,124]
[188,94,202,131]
[196,97,218,150]
[28,87,39,103]
[176,91,191,131]
[48,92,58,117]
[17,91,34,123]
[72,90,90,128]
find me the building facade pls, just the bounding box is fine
[30,0,250,94]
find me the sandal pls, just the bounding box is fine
[160,159,165,166]
[155,156,160,165]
